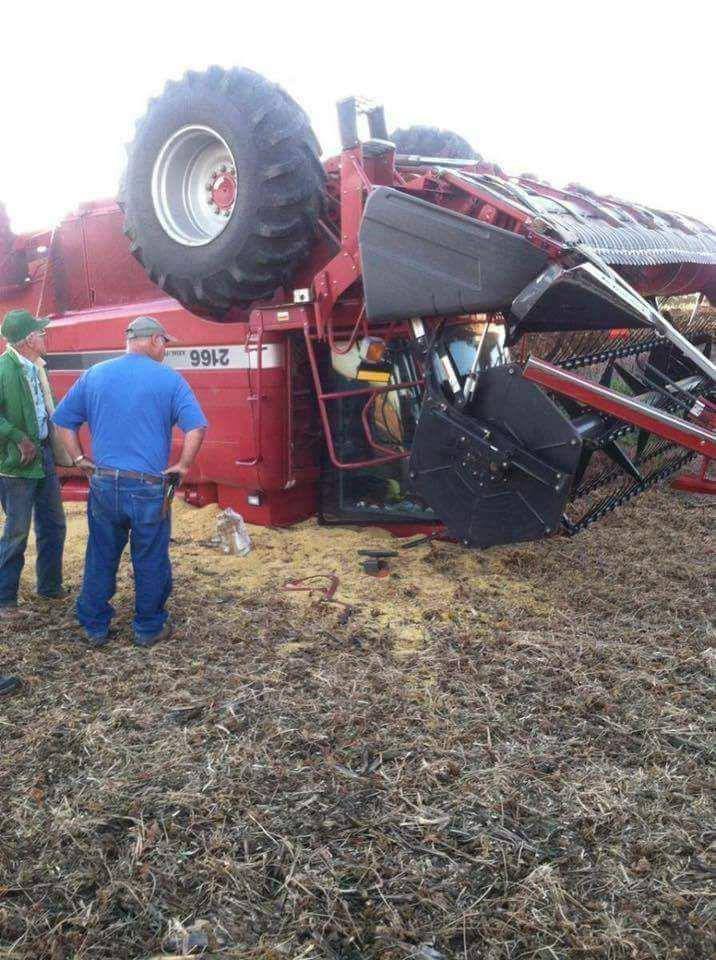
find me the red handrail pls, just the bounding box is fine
[303,321,422,469]
[235,327,264,467]
[360,392,410,460]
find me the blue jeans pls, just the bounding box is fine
[77,474,171,638]
[0,444,67,607]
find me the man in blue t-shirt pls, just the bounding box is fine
[53,316,208,648]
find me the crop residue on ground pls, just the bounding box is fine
[0,485,713,958]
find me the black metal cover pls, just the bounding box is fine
[408,366,582,548]
[509,261,652,337]
[359,187,548,322]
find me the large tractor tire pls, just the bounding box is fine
[0,203,27,289]
[120,66,325,318]
[390,125,480,161]
[0,203,13,252]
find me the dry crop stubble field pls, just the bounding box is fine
[0,485,713,959]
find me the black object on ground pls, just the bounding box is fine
[362,558,390,576]
[357,549,399,558]
[0,675,21,696]
[400,534,439,549]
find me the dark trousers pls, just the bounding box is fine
[76,474,171,638]
[0,444,67,607]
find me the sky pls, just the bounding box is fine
[1,0,713,234]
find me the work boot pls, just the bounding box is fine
[133,621,172,649]
[82,629,111,649]
[38,586,72,601]
[0,676,21,696]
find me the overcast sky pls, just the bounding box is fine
[1,0,713,233]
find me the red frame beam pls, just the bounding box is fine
[523,357,716,459]
[671,456,716,495]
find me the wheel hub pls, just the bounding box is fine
[208,169,237,214]
[151,125,237,246]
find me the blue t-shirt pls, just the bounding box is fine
[52,354,208,475]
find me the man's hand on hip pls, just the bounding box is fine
[18,438,38,466]
[164,427,206,486]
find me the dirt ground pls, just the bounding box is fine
[0,486,713,959]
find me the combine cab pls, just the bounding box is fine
[1,66,714,546]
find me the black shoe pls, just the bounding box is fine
[82,629,111,648]
[38,587,71,601]
[133,621,172,649]
[0,676,20,696]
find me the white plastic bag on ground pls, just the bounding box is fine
[215,508,252,556]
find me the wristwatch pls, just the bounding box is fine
[72,454,87,465]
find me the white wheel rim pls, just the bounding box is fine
[151,125,237,246]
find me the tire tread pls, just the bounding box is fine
[121,65,325,318]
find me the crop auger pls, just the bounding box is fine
[1,67,714,546]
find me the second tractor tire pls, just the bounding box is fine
[390,125,480,161]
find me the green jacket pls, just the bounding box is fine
[0,347,51,478]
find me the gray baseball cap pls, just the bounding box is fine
[125,316,177,342]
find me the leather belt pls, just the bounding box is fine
[93,467,166,484]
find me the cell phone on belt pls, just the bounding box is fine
[162,471,181,517]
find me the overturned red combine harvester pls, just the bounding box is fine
[1,66,714,546]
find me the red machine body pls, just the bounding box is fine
[0,201,321,524]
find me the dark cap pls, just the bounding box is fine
[1,309,51,344]
[126,316,177,342]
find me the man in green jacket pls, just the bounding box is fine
[0,309,68,619]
